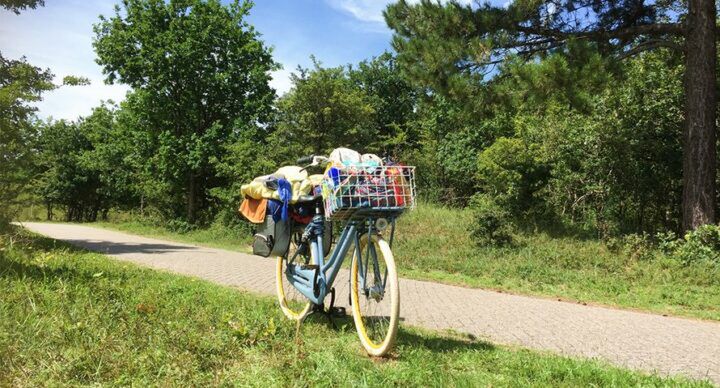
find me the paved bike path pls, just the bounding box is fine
[20,222,720,384]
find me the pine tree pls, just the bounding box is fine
[386,0,716,231]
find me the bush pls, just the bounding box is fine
[468,194,515,246]
[165,219,197,234]
[655,231,680,254]
[604,233,656,261]
[476,137,547,216]
[674,224,720,265]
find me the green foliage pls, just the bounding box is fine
[31,104,134,222]
[384,0,695,235]
[4,0,709,252]
[604,233,656,261]
[0,53,55,224]
[415,47,685,236]
[274,59,375,156]
[385,0,681,98]
[61,75,90,86]
[210,123,279,225]
[347,52,418,156]
[93,0,276,223]
[468,194,515,246]
[476,137,548,218]
[673,225,720,265]
[404,96,487,204]
[538,50,684,235]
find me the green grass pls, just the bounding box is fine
[0,227,709,386]
[30,201,720,322]
[393,204,720,321]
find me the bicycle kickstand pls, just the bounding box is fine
[305,288,346,330]
[326,287,346,318]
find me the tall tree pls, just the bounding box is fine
[0,0,89,224]
[348,53,418,156]
[0,54,53,224]
[93,0,276,223]
[274,60,375,155]
[0,53,87,224]
[386,0,716,231]
[34,119,108,222]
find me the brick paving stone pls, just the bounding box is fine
[20,222,720,385]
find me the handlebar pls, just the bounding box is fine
[297,155,314,165]
[298,155,330,170]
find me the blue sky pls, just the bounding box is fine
[0,0,469,120]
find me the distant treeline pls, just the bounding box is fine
[3,0,716,240]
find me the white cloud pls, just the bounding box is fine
[270,68,295,97]
[327,0,388,23]
[36,78,129,121]
[326,0,476,26]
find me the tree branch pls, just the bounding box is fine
[617,39,685,60]
[516,22,685,43]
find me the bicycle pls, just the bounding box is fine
[275,154,416,356]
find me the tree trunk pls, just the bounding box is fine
[682,0,717,231]
[187,172,196,223]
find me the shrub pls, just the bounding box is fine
[655,231,680,254]
[165,219,197,234]
[674,224,720,265]
[605,233,655,261]
[468,194,515,247]
[476,137,547,216]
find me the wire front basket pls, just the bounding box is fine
[322,165,416,221]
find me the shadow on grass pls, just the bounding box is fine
[303,311,495,355]
[9,226,199,257]
[0,254,117,284]
[398,329,495,353]
[4,225,91,254]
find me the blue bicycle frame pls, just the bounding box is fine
[284,204,393,306]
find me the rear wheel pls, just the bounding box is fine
[276,238,312,320]
[350,234,399,356]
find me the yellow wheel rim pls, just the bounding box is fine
[351,259,383,350]
[276,255,311,320]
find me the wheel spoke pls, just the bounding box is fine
[276,237,311,320]
[350,234,399,356]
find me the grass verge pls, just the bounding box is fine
[394,204,720,321]
[0,227,709,386]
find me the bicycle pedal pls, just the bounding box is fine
[300,264,319,270]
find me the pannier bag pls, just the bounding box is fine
[252,216,291,257]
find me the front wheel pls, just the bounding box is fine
[350,234,399,356]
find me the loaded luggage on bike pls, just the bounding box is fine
[238,147,416,356]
